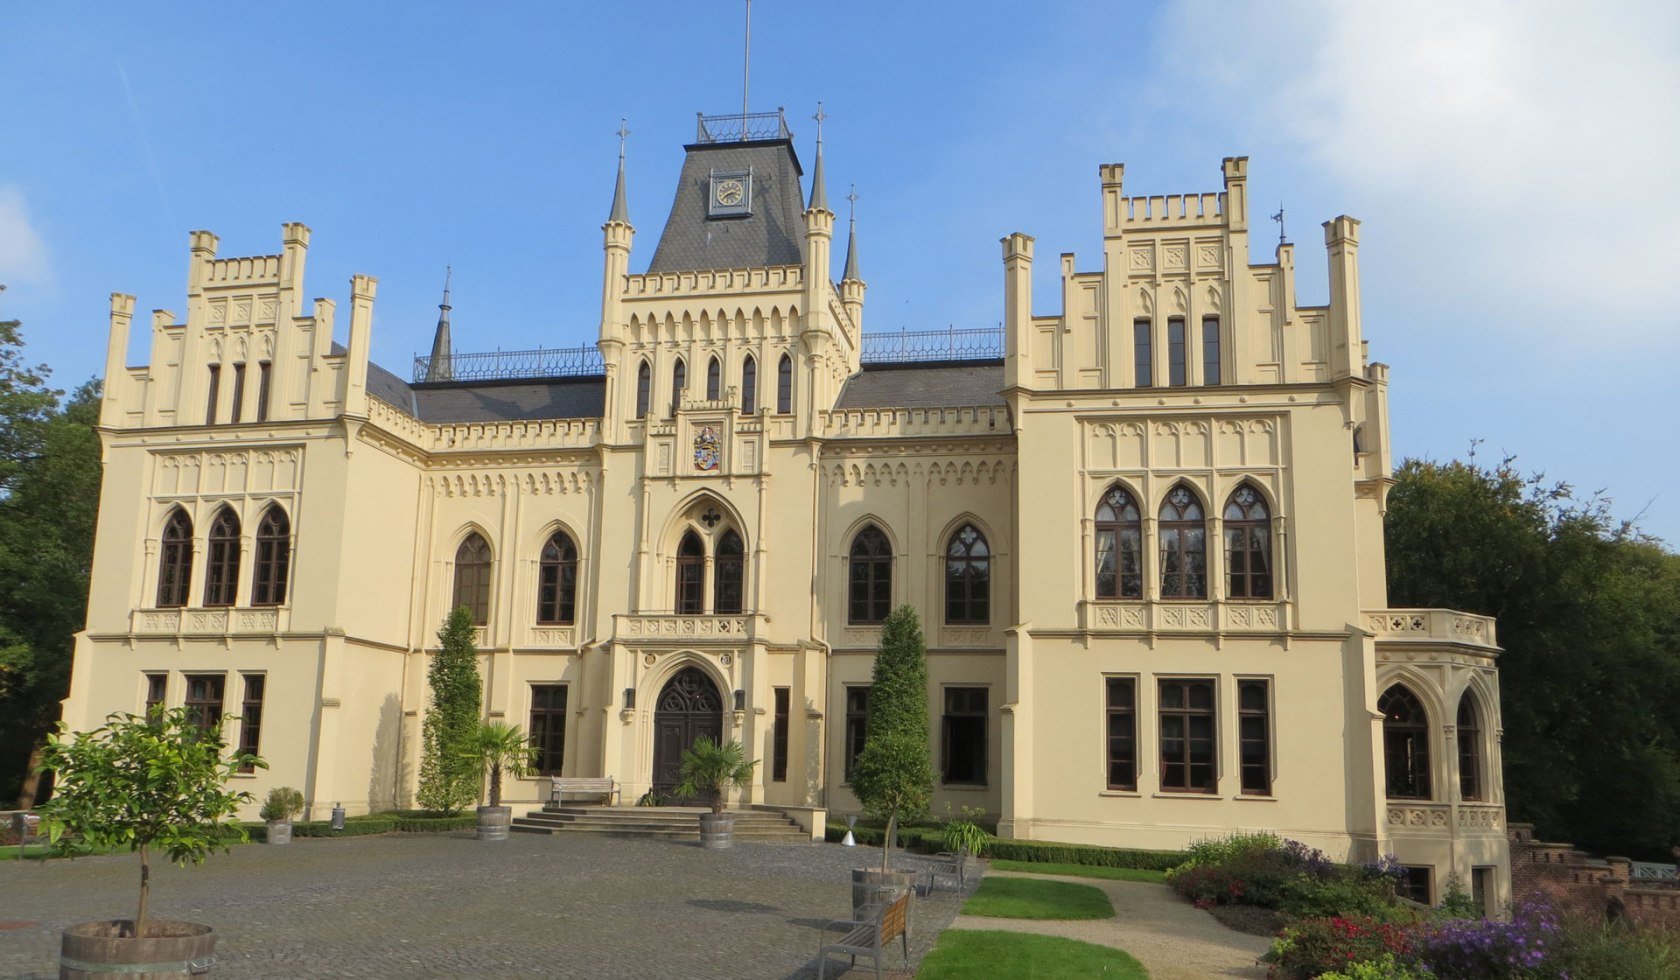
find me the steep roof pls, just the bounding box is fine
[834,361,1007,410]
[646,139,808,274]
[340,343,606,424]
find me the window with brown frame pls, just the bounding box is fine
[529,684,567,776]
[1224,485,1273,600]
[144,673,167,717]
[706,356,721,401]
[1202,316,1222,385]
[1168,317,1187,386]
[256,361,272,422]
[675,531,705,614]
[184,673,225,733]
[1457,692,1483,802]
[771,687,789,782]
[713,530,744,615]
[848,526,892,624]
[229,363,246,423]
[251,506,290,606]
[205,365,220,424]
[1095,485,1143,599]
[740,355,757,413]
[1133,319,1153,387]
[1380,685,1432,799]
[203,507,241,607]
[635,360,651,418]
[843,685,870,781]
[1106,677,1137,791]
[1238,679,1272,795]
[1159,678,1216,792]
[452,533,492,625]
[238,674,264,772]
[157,510,194,608]
[776,353,793,414]
[941,687,988,785]
[670,358,686,416]
[944,524,989,624]
[1159,486,1208,599]
[537,531,579,625]
[1400,866,1434,904]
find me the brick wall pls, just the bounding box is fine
[1508,823,1680,929]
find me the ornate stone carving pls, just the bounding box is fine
[530,627,574,647]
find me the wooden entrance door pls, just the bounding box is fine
[652,667,724,796]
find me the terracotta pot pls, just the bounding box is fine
[60,919,215,978]
[476,805,511,841]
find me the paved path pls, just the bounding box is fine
[0,833,966,978]
[948,870,1271,979]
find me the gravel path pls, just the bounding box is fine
[949,870,1271,979]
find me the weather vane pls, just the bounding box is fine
[1271,202,1288,245]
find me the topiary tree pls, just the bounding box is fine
[849,604,935,873]
[36,708,261,937]
[416,606,483,814]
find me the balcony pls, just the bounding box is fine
[1386,802,1505,836]
[1078,600,1288,634]
[1364,608,1498,652]
[131,607,286,636]
[615,613,765,643]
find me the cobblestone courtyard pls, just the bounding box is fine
[0,833,964,978]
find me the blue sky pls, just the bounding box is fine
[3,1,1677,543]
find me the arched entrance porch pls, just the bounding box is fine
[652,666,724,795]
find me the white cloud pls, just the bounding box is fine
[0,185,51,289]
[1155,0,1680,347]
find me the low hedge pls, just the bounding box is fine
[823,821,1185,870]
[241,813,477,841]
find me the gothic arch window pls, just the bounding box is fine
[776,353,793,414]
[537,531,579,625]
[1223,484,1273,600]
[670,358,687,416]
[1158,485,1207,599]
[740,354,757,413]
[675,530,705,614]
[1457,691,1484,802]
[1095,485,1143,599]
[706,355,721,401]
[944,524,990,624]
[635,360,651,418]
[203,507,241,607]
[1380,684,1432,800]
[848,525,893,624]
[251,506,290,606]
[714,529,744,615]
[453,532,492,625]
[157,509,194,608]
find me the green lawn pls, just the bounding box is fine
[989,860,1167,883]
[961,876,1116,920]
[918,930,1147,979]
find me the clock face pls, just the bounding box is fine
[708,172,751,216]
[715,179,745,207]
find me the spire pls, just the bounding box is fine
[842,185,860,281]
[426,267,453,382]
[608,118,630,224]
[808,102,829,212]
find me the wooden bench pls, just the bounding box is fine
[816,885,911,979]
[549,776,620,806]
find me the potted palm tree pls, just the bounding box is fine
[461,720,536,841]
[259,787,305,845]
[675,737,757,849]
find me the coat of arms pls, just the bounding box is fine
[693,425,721,472]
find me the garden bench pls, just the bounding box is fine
[816,884,911,979]
[924,850,973,894]
[549,776,620,806]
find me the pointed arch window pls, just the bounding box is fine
[848,525,893,624]
[204,507,241,607]
[453,533,492,625]
[740,355,757,413]
[1457,692,1483,802]
[776,353,793,414]
[537,531,579,625]
[706,356,721,401]
[1095,486,1143,599]
[635,360,651,418]
[1381,685,1432,799]
[714,530,745,615]
[944,524,990,624]
[1223,485,1273,599]
[1158,486,1207,599]
[251,506,290,606]
[670,359,686,416]
[675,531,705,614]
[157,510,194,608]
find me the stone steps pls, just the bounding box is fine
[510,805,811,842]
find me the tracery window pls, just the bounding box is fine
[1457,692,1483,802]
[706,356,721,401]
[251,506,290,606]
[1094,485,1143,599]
[1380,685,1432,799]
[203,507,241,607]
[635,360,651,418]
[1223,485,1273,600]
[675,530,705,614]
[740,355,757,413]
[1158,486,1207,599]
[537,531,579,625]
[670,359,686,416]
[776,353,793,414]
[944,524,990,624]
[157,509,194,608]
[714,529,744,615]
[453,533,492,625]
[848,526,893,624]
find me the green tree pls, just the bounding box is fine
[1385,454,1680,858]
[459,721,536,808]
[850,604,936,872]
[416,607,483,814]
[37,708,261,937]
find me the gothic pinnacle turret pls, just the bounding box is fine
[608,119,631,225]
[425,267,453,382]
[842,184,861,282]
[808,102,830,213]
[840,184,866,334]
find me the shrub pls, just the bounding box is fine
[1316,953,1432,979]
[259,786,304,822]
[1264,916,1416,980]
[1556,917,1680,980]
[1415,900,1566,979]
[940,805,991,856]
[416,607,483,814]
[1168,832,1400,918]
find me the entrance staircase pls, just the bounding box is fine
[510,805,811,843]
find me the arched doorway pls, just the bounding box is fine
[652,666,724,796]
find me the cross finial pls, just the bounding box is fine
[813,101,828,144]
[617,119,630,161]
[1271,202,1288,244]
[847,184,858,220]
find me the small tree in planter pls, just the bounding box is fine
[849,606,935,902]
[37,707,260,967]
[459,721,535,841]
[939,805,991,884]
[259,787,305,845]
[416,606,483,815]
[675,736,757,849]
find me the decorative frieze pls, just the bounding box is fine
[619,614,755,640]
[1365,608,1499,651]
[131,607,283,636]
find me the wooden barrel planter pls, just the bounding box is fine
[60,920,215,978]
[476,805,511,841]
[697,812,736,849]
[850,868,917,916]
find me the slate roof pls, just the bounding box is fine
[646,139,809,274]
[335,343,606,424]
[834,361,1007,410]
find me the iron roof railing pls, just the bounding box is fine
[860,326,1005,365]
[413,345,604,384]
[696,109,790,143]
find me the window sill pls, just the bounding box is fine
[1098,790,1141,798]
[1151,791,1222,800]
[940,783,989,791]
[1234,793,1277,802]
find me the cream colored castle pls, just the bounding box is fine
[64,109,1509,906]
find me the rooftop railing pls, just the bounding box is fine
[412,345,604,384]
[696,109,791,143]
[860,326,1005,364]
